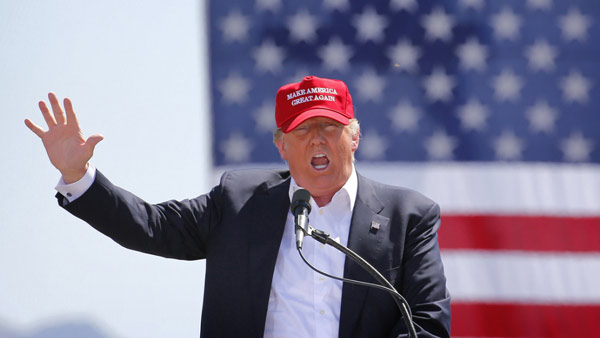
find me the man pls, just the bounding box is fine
[25,76,451,337]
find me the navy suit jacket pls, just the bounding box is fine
[57,169,450,337]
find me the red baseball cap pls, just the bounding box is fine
[275,76,354,133]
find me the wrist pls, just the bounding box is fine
[61,163,89,184]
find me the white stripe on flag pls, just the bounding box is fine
[356,162,600,215]
[442,250,600,304]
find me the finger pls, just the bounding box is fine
[85,134,104,152]
[63,98,80,128]
[38,100,57,127]
[24,118,45,138]
[48,92,66,125]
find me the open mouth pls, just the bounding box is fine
[311,153,329,170]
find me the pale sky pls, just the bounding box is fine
[1,1,211,337]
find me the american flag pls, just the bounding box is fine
[208,0,600,337]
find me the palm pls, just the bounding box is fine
[42,122,89,170]
[25,93,103,183]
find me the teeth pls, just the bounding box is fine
[312,153,328,170]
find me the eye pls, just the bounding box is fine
[293,125,309,135]
[323,123,339,131]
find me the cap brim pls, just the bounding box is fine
[280,108,350,133]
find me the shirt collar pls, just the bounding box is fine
[288,164,358,212]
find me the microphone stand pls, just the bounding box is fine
[298,226,418,338]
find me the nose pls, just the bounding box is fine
[308,125,325,145]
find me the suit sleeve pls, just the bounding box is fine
[391,202,451,338]
[56,170,224,260]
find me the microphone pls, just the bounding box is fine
[291,189,312,249]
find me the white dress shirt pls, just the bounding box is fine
[264,167,357,338]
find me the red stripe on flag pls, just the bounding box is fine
[451,302,600,338]
[438,215,600,252]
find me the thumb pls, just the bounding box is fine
[85,134,104,152]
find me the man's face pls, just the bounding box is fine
[276,116,359,202]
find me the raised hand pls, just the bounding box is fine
[25,93,103,184]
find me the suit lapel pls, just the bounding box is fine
[339,174,390,338]
[248,176,291,337]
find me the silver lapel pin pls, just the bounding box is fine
[370,221,380,232]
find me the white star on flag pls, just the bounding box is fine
[422,7,455,42]
[352,7,388,43]
[358,130,388,160]
[389,100,422,132]
[423,67,456,102]
[255,0,281,13]
[390,0,418,12]
[559,8,591,42]
[287,10,319,43]
[252,40,285,73]
[456,37,488,72]
[221,132,253,162]
[525,40,558,72]
[353,69,386,102]
[318,37,353,72]
[527,0,553,11]
[323,0,349,12]
[219,72,251,104]
[525,100,558,133]
[387,39,421,72]
[285,68,311,84]
[492,69,523,102]
[560,70,592,104]
[492,7,522,41]
[425,130,458,160]
[494,130,525,161]
[220,10,250,43]
[253,101,276,133]
[457,98,489,132]
[560,132,594,162]
[459,0,484,11]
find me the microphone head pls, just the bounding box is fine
[291,189,312,215]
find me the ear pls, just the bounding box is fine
[275,137,288,161]
[351,132,359,152]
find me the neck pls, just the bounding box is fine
[312,194,334,208]
[309,179,346,207]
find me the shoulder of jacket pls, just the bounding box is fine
[357,173,438,210]
[218,168,290,191]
